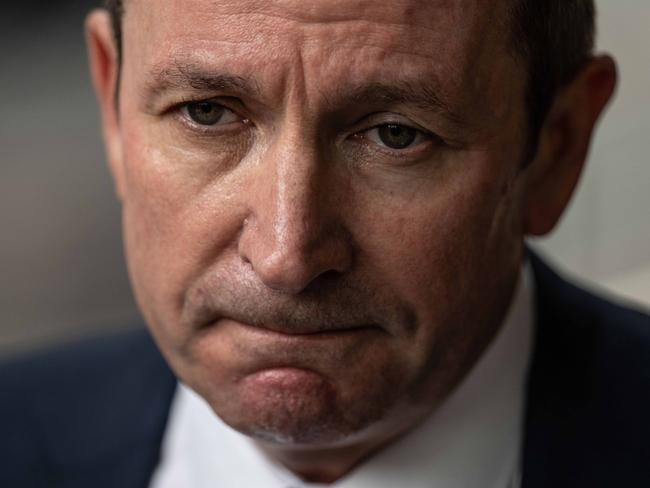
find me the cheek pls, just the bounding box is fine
[352,158,520,353]
[119,120,249,341]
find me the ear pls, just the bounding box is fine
[85,9,125,201]
[523,55,617,236]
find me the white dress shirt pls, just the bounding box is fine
[150,264,534,488]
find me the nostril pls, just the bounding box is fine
[300,269,345,294]
[236,194,353,294]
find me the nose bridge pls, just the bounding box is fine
[271,130,321,250]
[238,123,351,293]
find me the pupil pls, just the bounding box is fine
[379,124,417,149]
[188,102,224,125]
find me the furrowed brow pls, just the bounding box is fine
[344,82,466,126]
[142,61,258,109]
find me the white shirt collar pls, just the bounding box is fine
[151,263,534,488]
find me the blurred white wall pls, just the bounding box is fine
[0,1,648,357]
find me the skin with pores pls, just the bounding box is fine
[87,0,616,482]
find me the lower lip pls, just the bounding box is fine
[240,366,333,399]
[219,319,377,342]
[196,319,381,374]
[245,367,324,386]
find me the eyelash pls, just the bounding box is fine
[367,124,429,144]
[173,100,250,135]
[351,122,440,160]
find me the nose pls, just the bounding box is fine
[237,137,353,294]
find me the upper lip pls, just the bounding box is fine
[237,321,376,336]
[197,311,378,336]
[188,292,389,336]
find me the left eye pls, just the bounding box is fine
[183,102,240,126]
[365,124,427,150]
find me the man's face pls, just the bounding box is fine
[113,0,529,447]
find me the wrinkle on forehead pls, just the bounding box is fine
[127,0,507,46]
[126,0,520,130]
[207,0,506,26]
[127,0,510,81]
[208,0,449,31]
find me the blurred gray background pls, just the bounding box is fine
[1,1,649,358]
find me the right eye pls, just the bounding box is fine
[183,101,241,126]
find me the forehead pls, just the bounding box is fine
[124,0,509,56]
[122,0,518,121]
[125,0,510,60]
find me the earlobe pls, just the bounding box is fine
[85,9,125,201]
[524,55,618,236]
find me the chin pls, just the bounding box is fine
[199,366,396,447]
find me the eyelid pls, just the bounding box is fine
[351,113,438,150]
[355,128,432,161]
[364,125,430,148]
[361,112,429,132]
[353,114,436,142]
[173,99,250,133]
[180,103,240,124]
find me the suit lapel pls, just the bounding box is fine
[522,253,650,487]
[40,330,177,488]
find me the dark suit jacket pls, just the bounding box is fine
[2,254,649,487]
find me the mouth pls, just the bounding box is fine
[190,317,388,379]
[223,319,379,338]
[194,308,382,337]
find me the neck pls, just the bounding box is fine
[261,443,372,483]
[256,435,396,483]
[254,410,432,484]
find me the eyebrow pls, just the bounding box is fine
[342,81,466,126]
[143,61,465,126]
[142,62,259,109]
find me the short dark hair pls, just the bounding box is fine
[104,0,595,151]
